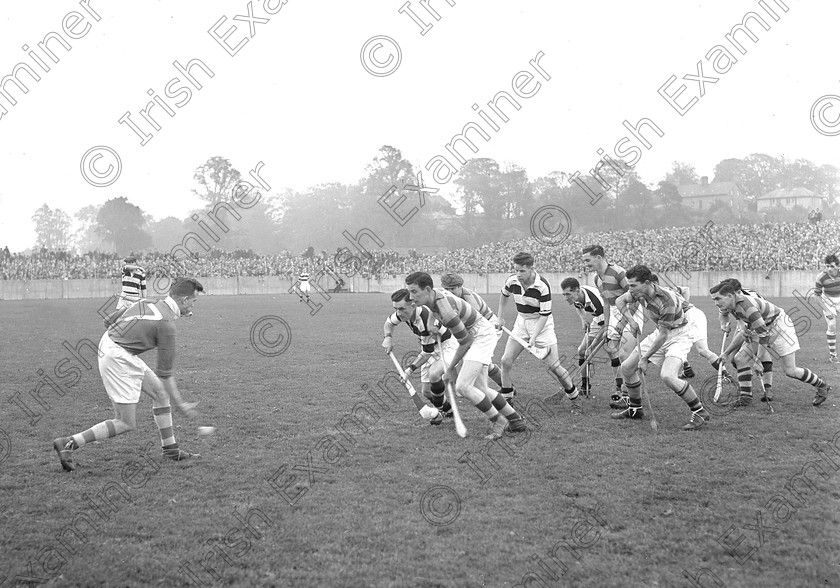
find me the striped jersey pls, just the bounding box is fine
[815,270,840,297]
[730,294,782,343]
[121,264,147,300]
[459,287,497,322]
[502,272,552,317]
[103,296,180,378]
[594,263,629,305]
[720,287,764,317]
[429,288,483,345]
[300,272,310,283]
[387,305,451,353]
[636,284,690,330]
[574,285,605,323]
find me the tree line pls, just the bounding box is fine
[28,148,839,256]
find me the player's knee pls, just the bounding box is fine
[783,365,799,378]
[500,355,514,370]
[118,418,135,431]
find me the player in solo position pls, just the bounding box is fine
[613,265,711,430]
[406,272,527,440]
[117,255,147,310]
[496,253,582,413]
[382,289,454,424]
[297,270,311,303]
[53,278,205,472]
[815,254,840,363]
[711,281,831,407]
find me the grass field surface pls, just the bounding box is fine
[1,294,839,587]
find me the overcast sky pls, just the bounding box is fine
[0,0,837,251]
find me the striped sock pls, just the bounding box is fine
[829,334,836,355]
[677,382,703,410]
[475,396,500,420]
[565,386,579,400]
[737,367,753,397]
[430,381,445,408]
[153,405,176,448]
[72,420,117,448]
[488,364,503,387]
[711,357,722,371]
[796,368,824,388]
[490,393,520,419]
[762,361,773,387]
[625,381,642,407]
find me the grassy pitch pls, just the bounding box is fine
[1,294,838,587]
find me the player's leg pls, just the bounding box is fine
[499,332,525,401]
[772,312,831,405]
[425,358,452,423]
[612,337,645,419]
[758,346,774,401]
[144,371,198,460]
[487,328,504,388]
[544,344,582,414]
[576,338,590,397]
[730,343,759,407]
[825,303,837,362]
[659,349,710,430]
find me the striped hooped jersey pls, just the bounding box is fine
[300,272,310,283]
[386,305,451,353]
[719,287,764,317]
[502,271,552,317]
[430,288,483,345]
[574,285,605,322]
[460,287,497,322]
[815,270,840,297]
[594,263,629,305]
[731,294,782,342]
[121,264,147,300]
[637,284,691,330]
[103,295,180,378]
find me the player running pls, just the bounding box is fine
[815,254,840,363]
[711,281,831,407]
[406,272,527,440]
[53,278,205,472]
[117,255,147,310]
[440,272,505,391]
[613,265,711,430]
[496,252,581,414]
[382,288,455,425]
[581,245,644,409]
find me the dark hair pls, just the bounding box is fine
[826,254,839,265]
[714,283,738,296]
[170,277,204,297]
[649,274,659,284]
[512,252,534,267]
[560,277,580,291]
[391,288,411,303]
[582,245,605,258]
[722,277,742,291]
[626,265,653,283]
[405,271,434,290]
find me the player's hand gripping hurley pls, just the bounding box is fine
[388,352,439,419]
[713,332,728,402]
[435,334,467,438]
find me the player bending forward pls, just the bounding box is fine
[53,278,205,472]
[815,254,840,363]
[440,273,505,391]
[382,289,456,425]
[710,281,831,407]
[613,265,711,430]
[496,252,582,414]
[406,272,527,440]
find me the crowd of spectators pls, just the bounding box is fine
[2,219,838,281]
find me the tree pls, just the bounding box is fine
[663,161,699,186]
[653,181,683,209]
[32,204,72,250]
[96,197,152,254]
[72,204,107,253]
[148,217,186,251]
[192,156,243,206]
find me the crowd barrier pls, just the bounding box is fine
[0,271,819,300]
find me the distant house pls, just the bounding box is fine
[757,187,826,211]
[678,177,743,211]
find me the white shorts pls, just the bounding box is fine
[299,281,311,294]
[116,295,140,311]
[824,295,840,319]
[640,322,694,366]
[686,306,708,344]
[463,318,500,365]
[422,336,459,382]
[764,311,800,358]
[511,314,557,348]
[608,305,644,341]
[98,332,152,404]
